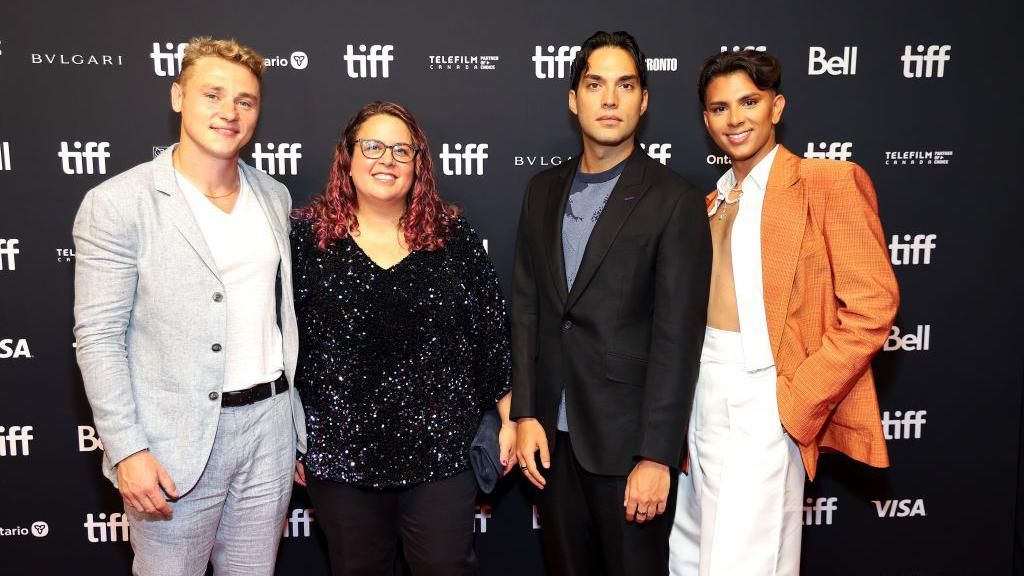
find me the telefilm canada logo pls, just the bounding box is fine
[344,44,394,78]
[0,521,49,538]
[56,248,75,263]
[884,149,953,166]
[150,41,188,77]
[439,143,488,176]
[427,54,499,71]
[265,51,309,70]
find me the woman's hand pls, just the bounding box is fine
[499,419,519,476]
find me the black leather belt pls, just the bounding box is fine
[221,374,288,408]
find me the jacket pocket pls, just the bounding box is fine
[605,352,647,387]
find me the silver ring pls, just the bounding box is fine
[636,510,647,517]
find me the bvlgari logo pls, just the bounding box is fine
[30,52,124,66]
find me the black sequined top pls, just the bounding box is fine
[291,215,511,489]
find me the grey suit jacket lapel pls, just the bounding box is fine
[565,148,649,311]
[153,145,223,284]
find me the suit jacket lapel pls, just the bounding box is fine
[153,145,223,284]
[566,148,650,311]
[543,159,575,304]
[761,145,806,356]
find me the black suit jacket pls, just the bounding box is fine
[510,146,712,476]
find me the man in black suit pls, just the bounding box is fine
[512,30,711,575]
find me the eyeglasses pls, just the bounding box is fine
[355,138,418,163]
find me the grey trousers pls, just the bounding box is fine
[126,391,295,576]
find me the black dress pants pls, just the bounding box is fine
[538,432,678,576]
[307,470,479,576]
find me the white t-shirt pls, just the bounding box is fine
[175,168,284,392]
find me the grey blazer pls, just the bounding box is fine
[73,145,306,493]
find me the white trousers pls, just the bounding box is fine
[670,327,806,576]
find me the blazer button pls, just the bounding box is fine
[561,320,573,332]
[213,292,223,302]
[209,391,219,401]
[211,343,222,352]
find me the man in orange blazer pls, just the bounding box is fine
[669,50,899,576]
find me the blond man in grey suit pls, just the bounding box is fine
[73,37,305,575]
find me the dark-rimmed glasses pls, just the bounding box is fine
[355,138,418,163]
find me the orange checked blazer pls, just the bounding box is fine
[706,145,899,480]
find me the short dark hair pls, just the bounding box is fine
[569,30,648,91]
[697,50,782,106]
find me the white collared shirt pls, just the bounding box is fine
[708,145,778,372]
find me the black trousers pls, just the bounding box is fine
[537,432,678,576]
[306,470,479,576]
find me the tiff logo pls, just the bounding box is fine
[533,45,580,79]
[884,325,930,352]
[282,508,314,537]
[59,141,110,175]
[0,141,10,170]
[808,46,858,75]
[78,425,104,451]
[902,45,951,78]
[439,143,488,176]
[0,338,31,358]
[84,512,129,542]
[474,505,492,533]
[721,45,766,53]
[150,42,188,77]
[803,497,837,526]
[804,142,853,161]
[252,143,302,176]
[0,426,34,456]
[345,44,394,78]
[881,410,926,440]
[0,239,19,271]
[873,499,926,518]
[889,234,936,265]
[641,143,672,165]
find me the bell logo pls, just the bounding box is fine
[721,45,766,53]
[803,497,837,526]
[902,45,951,78]
[150,42,187,77]
[533,45,580,79]
[640,143,672,165]
[344,44,394,78]
[58,141,110,175]
[873,499,926,518]
[282,508,314,538]
[439,143,488,176]
[0,426,34,456]
[804,142,853,161]
[0,338,31,358]
[889,234,936,265]
[0,141,10,171]
[884,325,930,352]
[881,410,926,440]
[78,425,104,451]
[474,505,492,533]
[251,143,302,176]
[84,512,130,542]
[808,46,858,75]
[0,239,19,271]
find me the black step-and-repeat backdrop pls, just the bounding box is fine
[1,0,1021,574]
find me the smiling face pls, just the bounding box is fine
[349,113,416,207]
[703,71,785,175]
[171,56,260,162]
[569,46,648,150]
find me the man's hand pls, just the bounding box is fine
[294,460,307,487]
[117,450,177,519]
[516,418,550,489]
[624,459,670,523]
[499,420,519,476]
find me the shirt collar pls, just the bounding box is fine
[708,145,779,217]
